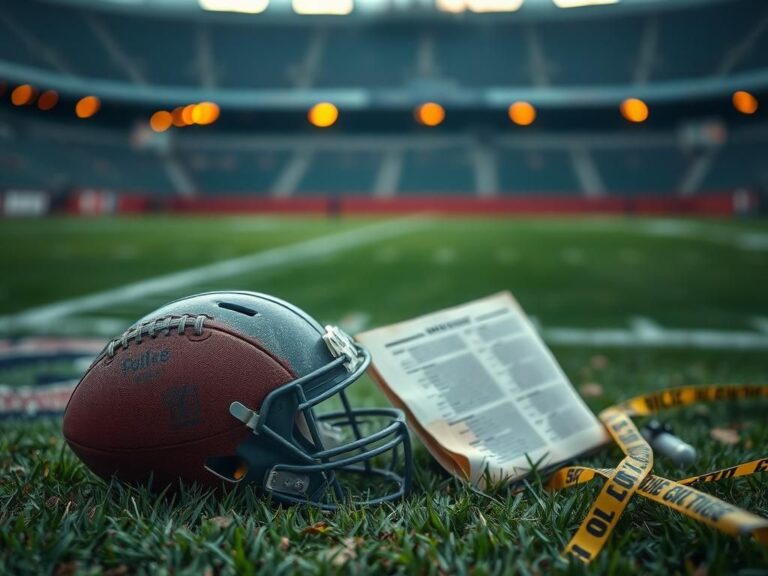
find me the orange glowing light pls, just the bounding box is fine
[37,90,59,111]
[732,91,758,115]
[620,98,649,123]
[508,101,536,126]
[76,96,101,119]
[11,84,36,106]
[150,110,173,133]
[181,104,196,126]
[415,102,445,127]
[171,107,187,127]
[192,101,220,125]
[308,102,339,128]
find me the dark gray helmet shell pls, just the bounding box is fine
[137,291,412,508]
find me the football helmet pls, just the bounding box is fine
[63,291,412,508]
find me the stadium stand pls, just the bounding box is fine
[209,25,310,89]
[496,148,579,195]
[1,0,767,89]
[98,12,199,86]
[703,141,768,191]
[592,146,690,195]
[14,3,127,82]
[184,149,291,194]
[316,27,417,89]
[652,1,759,81]
[295,150,381,195]
[432,25,529,87]
[400,147,476,195]
[537,16,642,86]
[1,0,767,207]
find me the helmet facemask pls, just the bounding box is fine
[204,326,412,508]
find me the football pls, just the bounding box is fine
[63,307,295,489]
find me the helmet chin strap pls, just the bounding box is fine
[231,400,344,450]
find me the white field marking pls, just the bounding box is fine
[752,317,768,334]
[638,219,768,252]
[28,317,131,337]
[434,247,456,265]
[629,316,664,339]
[561,247,585,266]
[639,219,699,238]
[737,232,768,251]
[0,218,429,332]
[543,319,768,350]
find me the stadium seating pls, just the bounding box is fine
[209,25,310,89]
[2,0,766,89]
[184,149,291,194]
[295,150,381,195]
[399,148,475,195]
[702,142,768,191]
[316,27,417,88]
[537,16,642,86]
[98,12,199,86]
[2,123,766,197]
[432,25,529,87]
[592,146,690,195]
[496,149,579,195]
[652,1,759,81]
[0,131,174,193]
[6,2,127,81]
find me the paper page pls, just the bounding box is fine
[357,292,609,486]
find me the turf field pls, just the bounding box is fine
[1,215,767,574]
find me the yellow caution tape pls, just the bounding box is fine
[549,384,768,563]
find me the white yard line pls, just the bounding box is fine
[544,325,768,350]
[638,219,768,252]
[752,317,768,334]
[0,218,428,332]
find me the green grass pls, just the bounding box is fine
[1,216,767,574]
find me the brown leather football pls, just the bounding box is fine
[63,314,294,488]
[62,291,412,507]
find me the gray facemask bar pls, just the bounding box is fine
[209,334,412,508]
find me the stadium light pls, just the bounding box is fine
[192,102,221,125]
[620,98,648,123]
[732,91,758,115]
[181,104,196,126]
[293,0,353,15]
[150,111,173,133]
[436,0,522,12]
[37,90,59,111]
[508,101,536,126]
[308,102,339,127]
[415,102,445,127]
[76,96,101,119]
[11,84,36,106]
[198,0,269,14]
[171,107,187,127]
[553,0,619,8]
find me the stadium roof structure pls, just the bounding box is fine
[48,0,728,19]
[0,0,766,111]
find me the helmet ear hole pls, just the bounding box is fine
[204,455,249,483]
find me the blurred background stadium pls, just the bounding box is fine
[0,0,766,212]
[2,2,768,573]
